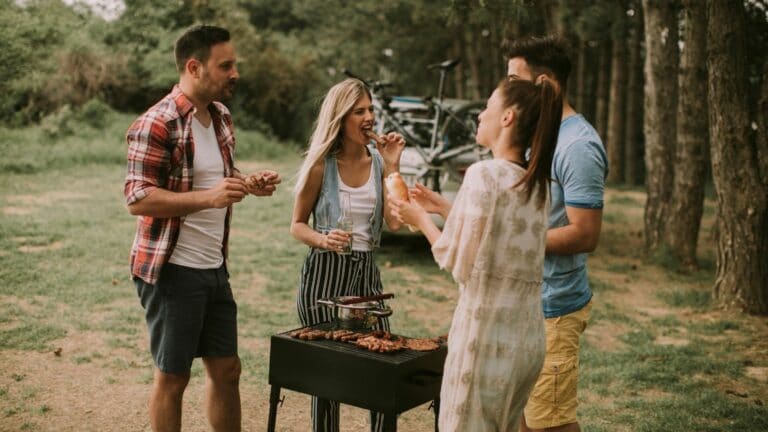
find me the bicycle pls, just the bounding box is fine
[344,59,488,194]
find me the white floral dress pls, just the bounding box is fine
[432,159,547,432]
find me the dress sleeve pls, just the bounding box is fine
[431,163,494,285]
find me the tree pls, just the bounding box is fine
[624,0,645,185]
[594,39,612,141]
[707,1,768,314]
[642,0,679,252]
[665,0,708,269]
[606,1,629,184]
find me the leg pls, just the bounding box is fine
[135,268,207,432]
[312,396,340,432]
[370,410,394,432]
[379,413,397,432]
[433,398,440,432]
[267,386,281,432]
[203,356,242,432]
[149,368,190,432]
[523,302,592,432]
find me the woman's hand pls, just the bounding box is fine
[320,229,351,252]
[376,132,405,170]
[389,198,429,229]
[410,183,452,219]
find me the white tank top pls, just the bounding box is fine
[338,164,376,251]
[169,117,227,268]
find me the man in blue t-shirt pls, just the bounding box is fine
[507,35,607,432]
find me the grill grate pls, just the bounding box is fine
[276,324,429,363]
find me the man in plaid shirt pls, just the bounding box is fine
[124,25,280,432]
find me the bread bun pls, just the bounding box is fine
[385,172,409,202]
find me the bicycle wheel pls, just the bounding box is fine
[439,101,488,183]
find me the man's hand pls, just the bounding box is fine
[243,170,282,196]
[207,177,249,208]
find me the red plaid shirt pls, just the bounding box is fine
[124,85,236,284]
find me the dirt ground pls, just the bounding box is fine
[1,188,767,431]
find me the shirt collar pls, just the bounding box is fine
[171,84,222,118]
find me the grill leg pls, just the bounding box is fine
[433,398,440,432]
[267,385,281,432]
[383,413,397,432]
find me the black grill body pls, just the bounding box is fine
[267,323,447,431]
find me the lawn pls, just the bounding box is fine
[0,115,766,431]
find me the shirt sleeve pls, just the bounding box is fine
[431,163,493,285]
[555,139,607,209]
[124,114,170,205]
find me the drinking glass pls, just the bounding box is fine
[336,191,353,255]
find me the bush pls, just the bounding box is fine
[75,98,115,129]
[40,105,76,138]
[39,99,116,138]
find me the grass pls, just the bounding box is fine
[0,116,766,431]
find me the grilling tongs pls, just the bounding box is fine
[338,293,395,305]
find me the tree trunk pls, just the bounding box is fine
[464,29,483,100]
[642,0,679,252]
[452,35,465,99]
[624,1,645,186]
[594,39,612,141]
[577,41,598,125]
[607,3,628,184]
[665,0,708,269]
[708,1,768,314]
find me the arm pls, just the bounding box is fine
[128,179,247,218]
[382,164,404,231]
[289,161,350,252]
[410,183,452,220]
[377,132,406,231]
[547,137,607,255]
[546,207,603,254]
[389,199,442,245]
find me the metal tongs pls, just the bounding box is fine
[337,293,395,305]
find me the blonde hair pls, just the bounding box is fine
[294,79,371,194]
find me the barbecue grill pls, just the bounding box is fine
[267,323,447,431]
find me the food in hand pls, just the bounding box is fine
[364,130,386,146]
[385,172,419,232]
[385,172,409,202]
[246,173,267,189]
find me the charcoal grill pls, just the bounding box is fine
[267,323,447,431]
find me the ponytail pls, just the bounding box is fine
[525,80,562,208]
[499,78,563,208]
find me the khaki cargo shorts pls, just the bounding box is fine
[524,300,592,429]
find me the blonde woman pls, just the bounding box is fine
[289,78,405,432]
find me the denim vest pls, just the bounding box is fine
[313,145,384,251]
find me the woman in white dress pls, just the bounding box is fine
[391,78,563,432]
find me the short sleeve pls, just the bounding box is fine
[431,163,493,284]
[554,139,607,209]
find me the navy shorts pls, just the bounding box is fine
[135,263,238,374]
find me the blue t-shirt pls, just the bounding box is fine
[542,114,607,318]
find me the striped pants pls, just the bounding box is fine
[297,249,391,432]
